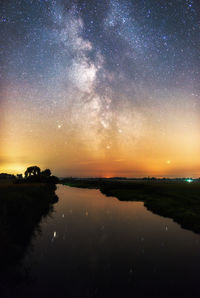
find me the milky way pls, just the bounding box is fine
[0,0,200,177]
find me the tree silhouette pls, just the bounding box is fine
[17,174,23,179]
[41,169,51,177]
[24,166,41,178]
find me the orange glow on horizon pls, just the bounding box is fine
[1,88,200,178]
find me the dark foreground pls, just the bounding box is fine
[1,183,200,298]
[62,178,200,233]
[0,181,58,295]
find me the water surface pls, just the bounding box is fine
[15,185,200,297]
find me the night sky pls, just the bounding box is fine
[1,0,200,177]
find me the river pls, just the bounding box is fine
[12,185,200,297]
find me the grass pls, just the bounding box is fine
[0,181,58,288]
[62,179,200,233]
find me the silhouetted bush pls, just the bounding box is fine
[41,169,51,177]
[0,173,16,180]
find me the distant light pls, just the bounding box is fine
[186,178,193,183]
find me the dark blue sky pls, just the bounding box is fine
[1,0,200,177]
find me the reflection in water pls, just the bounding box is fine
[2,185,200,297]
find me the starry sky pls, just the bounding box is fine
[1,0,200,177]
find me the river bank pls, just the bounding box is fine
[0,181,58,292]
[62,178,200,233]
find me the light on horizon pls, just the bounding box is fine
[186,178,193,183]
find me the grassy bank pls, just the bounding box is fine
[62,179,200,233]
[0,182,58,289]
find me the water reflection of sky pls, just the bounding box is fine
[21,185,200,298]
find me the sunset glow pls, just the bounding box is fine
[1,1,200,178]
